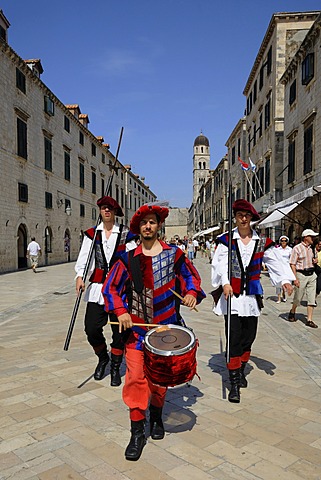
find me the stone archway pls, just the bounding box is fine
[44,226,53,266]
[17,224,28,269]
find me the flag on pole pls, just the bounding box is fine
[238,156,249,171]
[249,157,256,172]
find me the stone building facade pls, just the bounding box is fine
[243,11,319,219]
[165,208,188,240]
[190,11,321,243]
[263,12,321,240]
[0,11,156,273]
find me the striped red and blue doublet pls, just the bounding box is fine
[102,241,206,350]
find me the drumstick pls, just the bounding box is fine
[108,321,157,328]
[169,288,198,312]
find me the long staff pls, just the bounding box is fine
[63,127,124,351]
[226,175,233,364]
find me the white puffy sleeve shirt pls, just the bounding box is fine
[211,228,295,317]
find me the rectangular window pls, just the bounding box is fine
[247,133,251,154]
[17,117,27,159]
[44,137,52,171]
[92,171,96,194]
[44,96,54,116]
[266,46,272,75]
[288,138,295,183]
[16,68,26,93]
[302,53,314,86]
[259,65,264,90]
[18,182,28,202]
[257,167,264,197]
[116,185,119,203]
[64,115,70,132]
[79,162,85,188]
[102,153,105,163]
[79,131,84,145]
[45,191,53,209]
[304,124,313,175]
[253,80,257,104]
[265,158,270,193]
[80,204,85,217]
[237,138,241,157]
[91,143,96,156]
[264,98,271,129]
[253,124,257,146]
[92,207,97,220]
[289,80,296,105]
[101,178,105,197]
[231,146,235,165]
[258,113,263,137]
[64,151,71,181]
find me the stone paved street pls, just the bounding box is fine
[0,257,321,479]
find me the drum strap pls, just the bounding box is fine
[128,250,150,323]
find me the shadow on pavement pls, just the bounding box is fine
[164,383,203,433]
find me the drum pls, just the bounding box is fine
[143,324,198,387]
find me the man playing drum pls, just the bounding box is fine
[102,204,205,461]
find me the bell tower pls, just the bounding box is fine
[193,132,210,203]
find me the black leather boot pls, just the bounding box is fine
[239,362,248,388]
[110,353,122,387]
[125,420,146,461]
[94,348,109,381]
[228,369,241,403]
[149,404,165,440]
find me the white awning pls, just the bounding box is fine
[258,201,303,228]
[267,184,321,213]
[193,225,220,238]
[202,225,220,235]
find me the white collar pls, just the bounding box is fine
[97,221,120,233]
[233,227,259,240]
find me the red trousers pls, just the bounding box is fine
[123,347,167,421]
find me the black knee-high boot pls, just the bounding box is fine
[239,362,248,388]
[149,404,165,440]
[110,353,122,387]
[125,420,146,461]
[94,347,109,381]
[228,369,241,403]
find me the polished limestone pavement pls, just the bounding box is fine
[0,258,321,479]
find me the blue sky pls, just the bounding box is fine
[2,1,321,207]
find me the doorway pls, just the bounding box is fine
[17,224,28,269]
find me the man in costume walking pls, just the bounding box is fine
[102,204,205,461]
[75,196,137,385]
[211,199,294,403]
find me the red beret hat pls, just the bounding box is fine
[130,204,169,234]
[232,199,260,221]
[97,196,123,217]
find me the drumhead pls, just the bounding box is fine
[144,324,195,356]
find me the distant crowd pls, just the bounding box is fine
[163,235,215,264]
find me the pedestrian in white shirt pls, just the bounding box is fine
[26,237,41,272]
[274,236,292,303]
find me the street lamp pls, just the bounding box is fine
[65,206,72,216]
